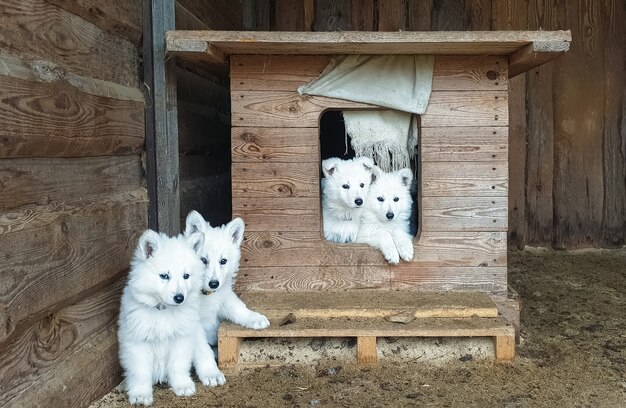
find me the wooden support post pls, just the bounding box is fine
[142,0,180,234]
[357,336,377,365]
[494,335,515,361]
[218,336,241,369]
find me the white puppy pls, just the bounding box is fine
[184,211,270,346]
[321,156,378,243]
[357,168,415,264]
[118,230,225,406]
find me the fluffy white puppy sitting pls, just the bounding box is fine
[184,211,270,346]
[357,168,415,264]
[321,156,378,243]
[118,230,225,406]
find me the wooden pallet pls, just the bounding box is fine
[217,291,515,368]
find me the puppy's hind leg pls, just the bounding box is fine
[166,338,196,397]
[193,328,226,387]
[123,343,154,406]
[221,289,270,330]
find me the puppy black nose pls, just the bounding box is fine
[173,294,184,304]
[386,212,394,220]
[355,198,363,206]
[208,280,220,289]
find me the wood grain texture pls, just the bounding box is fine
[432,0,491,31]
[241,0,270,31]
[175,1,209,30]
[0,156,144,211]
[177,0,242,30]
[46,0,142,43]
[274,0,306,30]
[230,55,507,92]
[314,0,352,31]
[351,0,374,31]
[236,266,507,294]
[0,0,139,87]
[0,280,124,407]
[233,197,320,232]
[231,90,507,128]
[357,336,377,365]
[218,336,241,369]
[0,190,147,342]
[232,161,320,198]
[422,162,508,197]
[0,74,144,158]
[378,0,407,31]
[408,0,432,31]
[240,231,506,268]
[420,127,508,162]
[421,196,508,232]
[494,335,515,361]
[231,127,319,163]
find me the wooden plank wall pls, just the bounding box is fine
[0,1,146,406]
[175,0,234,227]
[231,0,626,250]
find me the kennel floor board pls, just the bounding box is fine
[218,292,515,367]
[238,291,499,319]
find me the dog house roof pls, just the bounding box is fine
[166,30,571,78]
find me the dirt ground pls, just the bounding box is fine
[92,249,626,407]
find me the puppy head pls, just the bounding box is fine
[366,168,413,223]
[322,157,380,209]
[194,217,245,293]
[129,229,205,308]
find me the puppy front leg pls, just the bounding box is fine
[122,343,154,406]
[193,328,226,387]
[392,229,414,262]
[167,338,195,397]
[359,229,399,264]
[221,289,270,329]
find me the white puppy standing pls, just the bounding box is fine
[184,211,270,346]
[357,168,415,264]
[118,230,225,406]
[321,156,378,243]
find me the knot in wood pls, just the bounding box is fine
[241,132,256,142]
[275,184,293,196]
[486,70,498,80]
[287,103,300,114]
[262,240,273,249]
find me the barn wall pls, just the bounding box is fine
[208,0,626,250]
[0,1,145,406]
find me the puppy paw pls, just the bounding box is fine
[171,378,196,397]
[128,392,153,406]
[200,370,226,387]
[397,239,414,262]
[243,312,270,330]
[207,332,218,347]
[382,245,400,265]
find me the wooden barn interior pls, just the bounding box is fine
[0,1,624,407]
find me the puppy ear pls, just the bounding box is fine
[355,156,374,171]
[322,158,341,177]
[227,218,245,246]
[370,165,383,184]
[397,168,413,187]
[186,231,205,254]
[184,210,207,236]
[137,229,160,260]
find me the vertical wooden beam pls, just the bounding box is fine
[242,0,270,31]
[218,336,241,369]
[357,336,378,365]
[494,335,515,361]
[143,0,180,234]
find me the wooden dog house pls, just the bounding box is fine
[167,31,571,366]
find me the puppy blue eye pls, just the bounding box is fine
[393,197,399,202]
[159,273,169,280]
[201,257,207,265]
[360,183,364,188]
[377,197,384,202]
[220,258,227,265]
[183,273,190,279]
[342,184,349,189]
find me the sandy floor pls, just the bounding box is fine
[92,249,626,407]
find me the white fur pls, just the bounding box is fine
[356,168,415,264]
[321,157,379,243]
[184,211,270,346]
[118,230,225,406]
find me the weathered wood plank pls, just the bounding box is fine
[0,156,144,211]
[351,0,374,31]
[421,127,508,162]
[241,0,270,31]
[0,280,124,407]
[240,231,506,268]
[377,0,407,31]
[231,90,507,128]
[274,0,306,30]
[46,0,142,43]
[231,127,319,163]
[314,0,352,31]
[0,0,139,87]
[432,0,491,31]
[232,161,320,198]
[0,72,143,158]
[175,1,209,30]
[236,266,506,293]
[407,0,432,31]
[180,174,232,229]
[509,41,570,78]
[494,335,515,361]
[233,197,321,232]
[421,196,508,232]
[0,190,147,342]
[422,162,508,197]
[230,55,508,92]
[177,0,242,30]
[357,336,377,365]
[218,336,241,369]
